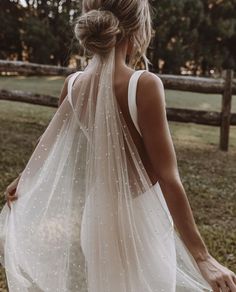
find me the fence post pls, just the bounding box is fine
[219,69,234,151]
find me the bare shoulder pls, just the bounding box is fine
[139,71,164,88]
[136,71,165,113]
[64,72,76,88]
[62,73,75,92]
[58,73,75,107]
[65,73,75,85]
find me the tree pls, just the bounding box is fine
[149,0,236,75]
[198,0,236,72]
[21,0,81,65]
[0,0,23,60]
[1,0,235,73]
[150,0,204,74]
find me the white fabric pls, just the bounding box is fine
[0,46,213,292]
[127,70,146,136]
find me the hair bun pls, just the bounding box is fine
[74,9,122,56]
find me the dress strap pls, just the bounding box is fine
[67,71,83,106]
[128,70,146,137]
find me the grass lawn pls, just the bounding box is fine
[1,75,236,112]
[0,76,235,290]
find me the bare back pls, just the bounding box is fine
[113,68,158,185]
[61,67,162,186]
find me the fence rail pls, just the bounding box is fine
[0,60,74,76]
[0,60,235,151]
[160,74,236,94]
[1,89,236,127]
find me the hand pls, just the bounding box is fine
[4,173,22,210]
[196,253,236,292]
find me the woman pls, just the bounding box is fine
[1,0,236,291]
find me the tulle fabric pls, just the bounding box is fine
[0,46,213,291]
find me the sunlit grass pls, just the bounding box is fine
[0,76,236,112]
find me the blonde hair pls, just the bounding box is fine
[74,0,154,69]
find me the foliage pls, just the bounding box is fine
[0,0,81,65]
[0,0,236,73]
[149,0,236,74]
[21,16,59,64]
[0,0,23,60]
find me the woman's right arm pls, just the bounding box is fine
[58,73,73,107]
[136,72,236,292]
[4,74,73,207]
[35,73,73,146]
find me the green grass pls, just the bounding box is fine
[165,89,236,112]
[1,75,236,112]
[0,75,65,96]
[0,77,235,290]
[169,122,236,148]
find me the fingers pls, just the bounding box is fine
[233,273,236,285]
[8,195,18,201]
[9,187,16,195]
[210,281,220,292]
[6,185,18,199]
[225,272,236,292]
[7,199,11,210]
[5,188,17,199]
[6,186,16,196]
[4,189,18,210]
[217,278,230,292]
[5,176,20,195]
[6,196,18,210]
[211,273,236,292]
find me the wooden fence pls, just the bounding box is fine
[0,60,235,151]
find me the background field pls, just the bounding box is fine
[1,75,236,111]
[0,76,235,290]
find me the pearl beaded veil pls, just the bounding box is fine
[0,46,212,291]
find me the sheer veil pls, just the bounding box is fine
[0,46,213,291]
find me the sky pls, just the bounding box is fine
[19,0,27,7]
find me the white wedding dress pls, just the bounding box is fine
[0,47,213,291]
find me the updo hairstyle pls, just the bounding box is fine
[74,0,153,67]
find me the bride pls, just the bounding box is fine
[1,0,236,291]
